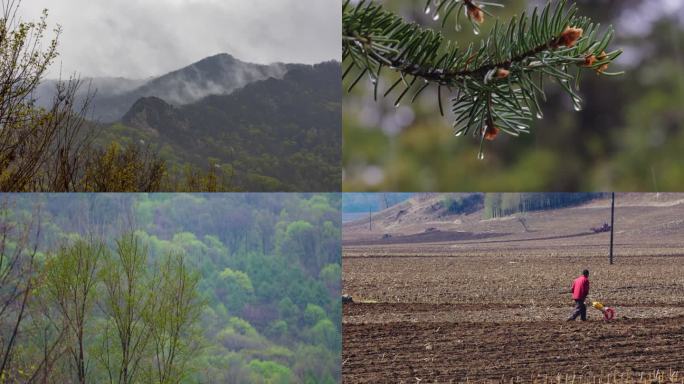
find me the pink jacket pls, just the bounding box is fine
[571,275,590,301]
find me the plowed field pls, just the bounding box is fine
[344,316,684,383]
[343,198,684,383]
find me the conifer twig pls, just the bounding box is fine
[343,0,623,158]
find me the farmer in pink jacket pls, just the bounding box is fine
[567,269,590,321]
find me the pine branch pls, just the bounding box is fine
[343,0,623,159]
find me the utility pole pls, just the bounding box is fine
[609,192,615,265]
[369,206,372,231]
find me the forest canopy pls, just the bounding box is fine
[0,193,341,383]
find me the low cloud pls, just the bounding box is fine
[17,0,341,78]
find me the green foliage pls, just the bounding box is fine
[217,268,255,312]
[319,263,341,293]
[343,0,621,157]
[292,345,340,384]
[267,320,289,341]
[0,5,93,192]
[83,141,166,192]
[218,317,260,341]
[11,233,204,384]
[344,2,684,191]
[306,319,340,351]
[303,304,327,326]
[278,298,299,323]
[247,360,295,384]
[146,252,204,384]
[1,194,341,382]
[278,220,318,273]
[44,239,105,383]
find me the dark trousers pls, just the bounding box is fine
[568,299,587,321]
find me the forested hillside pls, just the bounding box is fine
[0,194,341,383]
[35,54,290,124]
[97,61,342,191]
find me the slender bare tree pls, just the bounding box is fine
[146,252,203,384]
[98,234,155,384]
[0,1,95,191]
[0,197,43,381]
[44,239,106,384]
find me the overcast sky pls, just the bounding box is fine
[18,0,341,79]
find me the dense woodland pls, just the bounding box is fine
[0,194,341,383]
[103,61,342,192]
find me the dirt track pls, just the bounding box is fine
[343,196,684,383]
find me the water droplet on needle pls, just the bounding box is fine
[572,97,583,111]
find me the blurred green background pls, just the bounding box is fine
[343,0,684,191]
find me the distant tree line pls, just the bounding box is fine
[484,193,604,218]
[441,194,484,215]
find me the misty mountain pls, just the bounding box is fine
[37,53,291,122]
[102,61,341,191]
[126,53,289,106]
[34,76,147,110]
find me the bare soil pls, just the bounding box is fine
[344,316,684,383]
[343,194,684,383]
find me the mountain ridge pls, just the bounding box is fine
[37,53,333,123]
[106,60,342,191]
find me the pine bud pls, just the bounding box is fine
[582,54,597,67]
[582,51,609,74]
[596,51,609,74]
[495,68,510,79]
[554,26,583,48]
[466,3,485,24]
[484,125,499,141]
